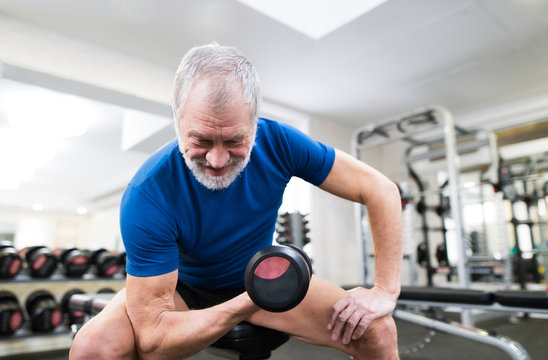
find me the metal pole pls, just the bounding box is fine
[434,106,471,325]
[351,136,368,285]
[393,309,531,360]
[400,181,418,285]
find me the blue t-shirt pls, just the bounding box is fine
[120,118,335,289]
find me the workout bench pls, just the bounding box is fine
[68,293,289,359]
[394,286,548,360]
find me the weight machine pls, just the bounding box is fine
[351,107,548,358]
[352,106,507,324]
[497,152,548,287]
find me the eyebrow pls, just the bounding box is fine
[187,130,247,142]
[187,130,207,139]
[228,133,247,142]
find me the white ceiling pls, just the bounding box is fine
[0,0,547,214]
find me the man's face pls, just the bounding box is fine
[177,81,256,190]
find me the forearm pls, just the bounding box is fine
[320,149,403,343]
[318,150,403,295]
[367,180,402,296]
[133,292,258,360]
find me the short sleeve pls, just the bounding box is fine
[278,122,335,185]
[120,186,179,277]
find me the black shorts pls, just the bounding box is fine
[175,278,245,309]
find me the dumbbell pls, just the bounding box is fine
[61,289,86,325]
[97,287,116,294]
[0,291,24,335]
[245,245,312,312]
[22,246,58,278]
[0,241,23,279]
[118,252,126,275]
[89,249,120,277]
[25,290,63,332]
[58,248,90,278]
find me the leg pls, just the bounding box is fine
[69,288,189,360]
[247,276,399,360]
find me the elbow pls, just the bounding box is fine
[134,331,159,359]
[131,313,168,359]
[364,174,401,207]
[386,180,401,205]
[379,176,399,194]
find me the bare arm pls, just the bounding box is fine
[319,149,402,344]
[126,270,259,360]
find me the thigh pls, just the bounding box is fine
[71,288,189,359]
[247,275,356,353]
[71,289,138,359]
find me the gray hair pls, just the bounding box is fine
[171,43,261,123]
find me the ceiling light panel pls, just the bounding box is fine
[237,0,388,39]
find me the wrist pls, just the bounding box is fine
[373,282,401,299]
[231,292,260,315]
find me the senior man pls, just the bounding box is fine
[70,43,402,360]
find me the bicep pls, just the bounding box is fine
[126,270,179,328]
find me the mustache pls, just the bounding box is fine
[193,157,242,168]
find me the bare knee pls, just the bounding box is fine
[70,321,113,360]
[69,302,137,360]
[353,315,398,359]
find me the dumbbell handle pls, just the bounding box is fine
[69,294,114,316]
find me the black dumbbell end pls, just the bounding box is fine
[26,290,62,332]
[0,291,24,335]
[245,246,311,313]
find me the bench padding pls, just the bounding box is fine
[494,291,548,309]
[399,286,494,305]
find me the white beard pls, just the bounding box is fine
[182,151,251,190]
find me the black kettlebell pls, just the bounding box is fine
[26,290,63,332]
[245,245,312,312]
[23,246,58,278]
[59,248,90,278]
[0,291,24,335]
[0,241,23,279]
[89,249,120,277]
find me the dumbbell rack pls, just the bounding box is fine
[0,271,125,359]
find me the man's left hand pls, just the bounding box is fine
[327,286,398,345]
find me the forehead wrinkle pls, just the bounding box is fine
[186,118,247,143]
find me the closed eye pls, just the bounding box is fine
[192,139,213,147]
[225,134,247,147]
[224,140,243,147]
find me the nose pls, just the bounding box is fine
[205,146,230,169]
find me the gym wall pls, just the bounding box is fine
[0,206,122,254]
[309,116,363,286]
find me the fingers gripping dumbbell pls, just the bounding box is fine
[245,245,312,312]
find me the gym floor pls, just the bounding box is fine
[5,314,546,360]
